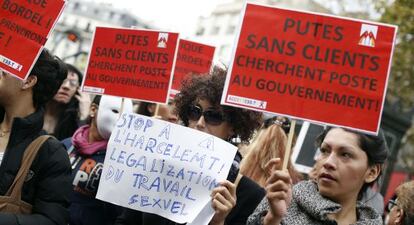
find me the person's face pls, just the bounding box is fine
[385,198,404,225]
[316,128,379,202]
[53,71,79,104]
[187,98,234,140]
[157,102,178,123]
[0,70,24,105]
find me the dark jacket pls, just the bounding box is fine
[0,108,72,225]
[62,137,121,225]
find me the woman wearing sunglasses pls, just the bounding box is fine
[247,127,388,225]
[385,181,414,225]
[175,66,264,225]
[115,66,264,225]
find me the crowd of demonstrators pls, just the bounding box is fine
[385,181,414,225]
[0,49,72,225]
[115,66,264,225]
[240,116,302,187]
[43,63,91,140]
[0,47,404,225]
[136,100,179,123]
[247,127,388,225]
[61,95,132,225]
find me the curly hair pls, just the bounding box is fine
[31,49,67,108]
[174,66,262,142]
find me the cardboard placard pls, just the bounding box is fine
[96,113,237,223]
[171,39,215,95]
[82,27,179,103]
[0,0,66,79]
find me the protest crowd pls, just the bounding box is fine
[0,1,413,225]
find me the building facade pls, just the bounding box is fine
[45,0,153,69]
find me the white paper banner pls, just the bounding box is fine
[96,113,237,223]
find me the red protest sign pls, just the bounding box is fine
[171,39,215,95]
[0,0,66,79]
[82,27,179,103]
[221,3,397,134]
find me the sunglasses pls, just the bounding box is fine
[386,198,398,212]
[187,105,225,125]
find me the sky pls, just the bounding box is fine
[91,0,231,37]
[90,0,382,37]
[313,0,381,19]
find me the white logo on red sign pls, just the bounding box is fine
[359,24,378,47]
[157,33,168,48]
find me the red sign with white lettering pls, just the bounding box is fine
[82,27,179,103]
[221,3,397,134]
[171,39,215,95]
[0,0,66,79]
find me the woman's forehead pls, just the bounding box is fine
[323,128,361,149]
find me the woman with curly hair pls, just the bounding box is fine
[175,65,265,225]
[175,66,262,143]
[116,66,264,225]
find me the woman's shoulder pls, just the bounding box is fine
[32,136,71,174]
[286,181,341,222]
[37,136,70,158]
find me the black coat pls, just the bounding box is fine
[62,137,122,225]
[0,108,72,225]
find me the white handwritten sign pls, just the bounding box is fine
[96,113,237,223]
